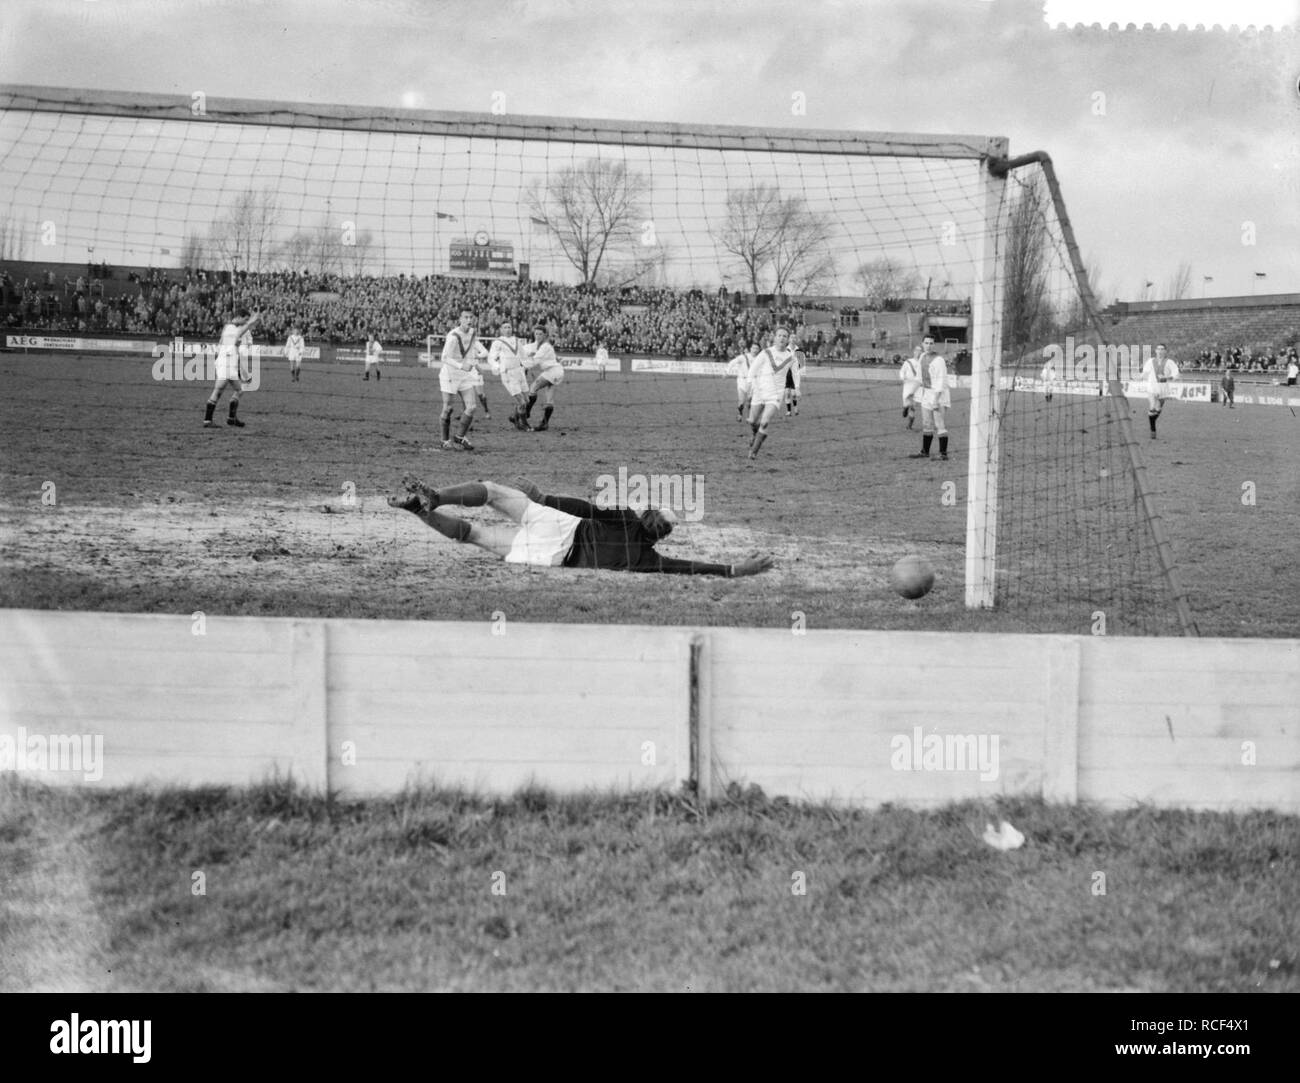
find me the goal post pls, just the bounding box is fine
[0,84,1194,634]
[964,150,1007,610]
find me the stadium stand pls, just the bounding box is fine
[5,260,1295,372]
[1102,296,1300,374]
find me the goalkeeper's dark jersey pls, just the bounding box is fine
[540,494,732,576]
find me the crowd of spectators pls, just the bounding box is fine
[1188,344,1299,375]
[2,266,869,359]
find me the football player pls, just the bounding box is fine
[203,310,259,428]
[388,473,773,577]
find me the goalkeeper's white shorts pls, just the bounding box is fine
[504,503,582,566]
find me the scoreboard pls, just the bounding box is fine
[449,231,515,275]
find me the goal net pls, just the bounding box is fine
[0,85,1193,634]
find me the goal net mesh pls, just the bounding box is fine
[0,90,1190,633]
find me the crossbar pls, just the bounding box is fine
[0,84,1006,160]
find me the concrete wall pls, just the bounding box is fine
[2,610,1295,811]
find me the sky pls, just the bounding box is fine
[0,0,1297,302]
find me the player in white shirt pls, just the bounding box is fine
[203,310,260,428]
[1041,356,1057,403]
[439,309,488,450]
[595,343,610,382]
[363,333,384,382]
[522,325,564,431]
[1139,343,1179,439]
[900,348,922,428]
[746,327,799,460]
[489,319,531,430]
[909,336,951,460]
[285,326,305,383]
[725,342,759,422]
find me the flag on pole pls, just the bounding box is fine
[1254,272,1267,278]
[436,212,457,221]
[530,216,548,229]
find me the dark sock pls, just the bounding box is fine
[441,414,452,442]
[903,407,909,417]
[456,414,473,438]
[204,402,215,421]
[229,401,238,418]
[1149,415,1156,432]
[939,435,948,455]
[422,508,472,541]
[542,405,553,426]
[436,482,488,507]
[922,434,933,455]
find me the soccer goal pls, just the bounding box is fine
[0,84,1194,634]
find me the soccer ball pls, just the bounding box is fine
[890,555,935,599]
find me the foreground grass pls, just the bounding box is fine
[1,778,1295,992]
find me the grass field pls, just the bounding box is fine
[1,352,1297,635]
[1,778,1295,993]
[2,351,1297,995]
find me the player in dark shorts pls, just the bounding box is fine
[388,474,772,577]
[783,349,804,416]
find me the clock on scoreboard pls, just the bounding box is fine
[449,233,515,275]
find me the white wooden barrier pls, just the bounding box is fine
[0,610,1295,811]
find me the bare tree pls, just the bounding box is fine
[0,217,33,260]
[209,187,282,273]
[340,228,380,277]
[714,185,787,294]
[1001,172,1053,349]
[524,159,650,287]
[715,186,836,297]
[1163,260,1193,301]
[854,256,923,310]
[771,205,836,297]
[179,231,215,270]
[593,241,673,290]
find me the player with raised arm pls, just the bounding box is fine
[1140,343,1179,439]
[489,318,532,430]
[285,325,305,383]
[363,332,383,382]
[203,310,259,428]
[439,310,487,450]
[746,327,799,460]
[900,348,922,428]
[909,335,951,460]
[522,324,563,431]
[725,342,758,422]
[388,473,773,577]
